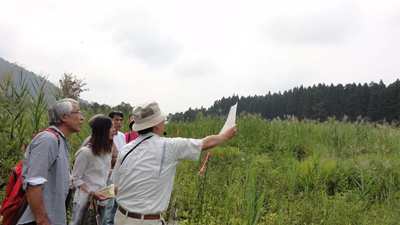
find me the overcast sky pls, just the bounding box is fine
[1,0,399,114]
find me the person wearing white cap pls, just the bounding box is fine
[110,101,237,225]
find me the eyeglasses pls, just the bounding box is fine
[70,111,82,115]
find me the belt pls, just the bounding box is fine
[118,206,160,220]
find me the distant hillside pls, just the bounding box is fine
[0,57,58,101]
[170,80,400,123]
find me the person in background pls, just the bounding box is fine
[111,101,237,225]
[125,114,139,143]
[18,98,84,225]
[108,111,126,153]
[106,111,127,225]
[71,116,115,224]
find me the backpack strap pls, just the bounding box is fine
[31,128,61,148]
[12,168,18,182]
[47,128,61,147]
[125,132,132,143]
[29,128,61,167]
[121,136,153,165]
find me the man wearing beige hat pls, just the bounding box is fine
[110,101,237,225]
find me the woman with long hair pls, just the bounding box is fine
[71,115,115,224]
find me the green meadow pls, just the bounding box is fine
[165,114,400,224]
[2,76,400,224]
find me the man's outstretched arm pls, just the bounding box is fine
[202,124,237,150]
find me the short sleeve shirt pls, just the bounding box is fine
[18,126,71,225]
[111,132,202,214]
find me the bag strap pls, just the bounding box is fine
[89,192,101,225]
[121,136,153,165]
[126,132,132,143]
[47,128,61,147]
[31,128,61,148]
[29,128,62,170]
[89,193,95,210]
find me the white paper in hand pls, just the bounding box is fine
[219,103,238,134]
[97,184,115,198]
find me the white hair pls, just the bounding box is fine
[48,98,78,126]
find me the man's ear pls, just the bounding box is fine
[60,114,68,123]
[153,122,163,134]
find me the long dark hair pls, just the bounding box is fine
[89,116,113,156]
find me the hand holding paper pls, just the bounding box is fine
[220,103,238,134]
[198,103,238,175]
[221,124,237,140]
[97,184,115,198]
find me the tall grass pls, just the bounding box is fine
[2,74,400,224]
[0,69,30,182]
[166,113,400,224]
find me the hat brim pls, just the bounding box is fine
[132,112,167,131]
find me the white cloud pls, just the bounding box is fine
[116,27,181,66]
[267,6,359,45]
[174,59,219,78]
[0,25,20,58]
[97,7,182,67]
[1,0,400,114]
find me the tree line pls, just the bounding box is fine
[170,80,400,123]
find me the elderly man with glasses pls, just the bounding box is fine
[18,98,84,225]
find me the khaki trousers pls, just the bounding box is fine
[114,210,165,225]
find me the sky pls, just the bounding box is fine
[1,0,400,114]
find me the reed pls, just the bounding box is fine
[2,76,400,224]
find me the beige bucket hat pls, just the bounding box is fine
[132,101,166,131]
